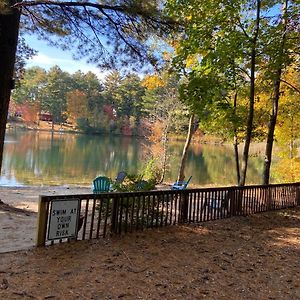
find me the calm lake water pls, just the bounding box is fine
[1,128,266,187]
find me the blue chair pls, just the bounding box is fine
[114,171,127,184]
[109,171,127,191]
[171,176,192,190]
[93,176,111,193]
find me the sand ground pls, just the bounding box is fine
[0,186,299,299]
[0,186,91,252]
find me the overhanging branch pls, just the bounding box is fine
[12,0,177,70]
[13,0,177,27]
[281,79,300,94]
[14,1,138,13]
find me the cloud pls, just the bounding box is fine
[27,53,72,66]
[27,53,108,80]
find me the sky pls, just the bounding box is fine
[24,34,108,80]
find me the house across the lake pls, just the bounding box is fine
[38,113,53,122]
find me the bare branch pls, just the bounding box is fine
[98,7,143,58]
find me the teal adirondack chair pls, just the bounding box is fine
[93,176,111,193]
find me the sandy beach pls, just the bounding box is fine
[0,185,91,253]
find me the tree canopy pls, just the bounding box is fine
[15,0,177,70]
[165,0,300,185]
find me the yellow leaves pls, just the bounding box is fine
[142,75,165,90]
[255,92,270,110]
[185,55,197,68]
[275,66,300,151]
[282,65,300,93]
[273,158,300,183]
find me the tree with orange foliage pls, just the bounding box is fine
[20,101,40,125]
[66,90,88,127]
[142,73,189,182]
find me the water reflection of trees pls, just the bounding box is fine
[3,130,264,186]
[167,142,263,186]
[3,131,144,185]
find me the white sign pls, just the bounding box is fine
[48,199,80,240]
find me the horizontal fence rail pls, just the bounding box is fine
[37,183,300,247]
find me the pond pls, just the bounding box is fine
[1,128,266,187]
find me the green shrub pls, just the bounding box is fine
[142,159,162,184]
[112,173,155,192]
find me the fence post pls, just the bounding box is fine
[36,196,48,247]
[266,186,273,210]
[179,191,189,223]
[228,189,235,216]
[230,189,242,216]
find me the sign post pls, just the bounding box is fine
[48,199,80,240]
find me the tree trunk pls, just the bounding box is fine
[233,136,240,185]
[263,74,281,184]
[159,119,170,184]
[233,91,240,185]
[239,0,261,186]
[177,113,194,182]
[0,1,21,173]
[263,0,288,185]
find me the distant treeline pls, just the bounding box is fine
[10,66,189,136]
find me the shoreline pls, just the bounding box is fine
[6,120,225,144]
[0,185,92,212]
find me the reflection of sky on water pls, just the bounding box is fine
[4,140,18,144]
[0,174,24,187]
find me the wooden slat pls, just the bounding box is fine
[118,197,124,234]
[89,198,96,239]
[103,197,110,238]
[141,194,145,230]
[96,199,103,238]
[82,199,89,240]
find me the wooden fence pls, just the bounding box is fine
[36,182,300,247]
